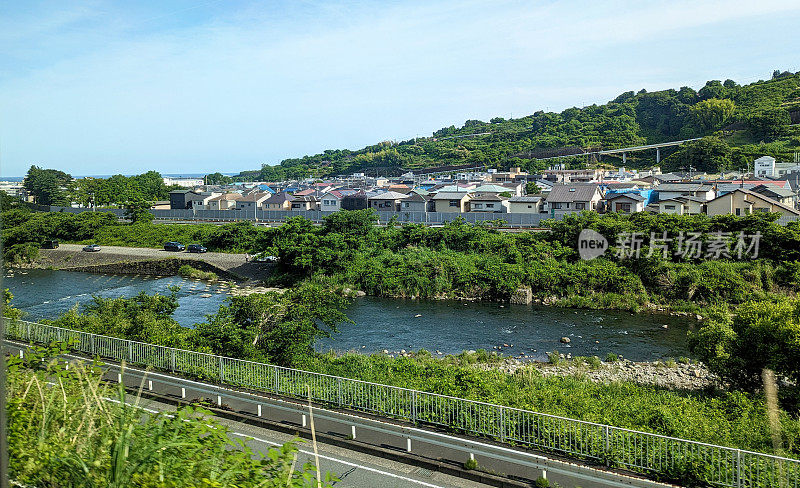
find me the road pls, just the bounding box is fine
[122,395,492,488]
[6,340,677,488]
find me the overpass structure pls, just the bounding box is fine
[521,138,703,164]
[6,320,798,488]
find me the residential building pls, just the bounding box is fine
[431,192,471,213]
[750,184,797,208]
[400,192,429,213]
[206,193,243,210]
[507,196,542,213]
[545,183,604,217]
[236,192,271,211]
[262,192,293,211]
[320,191,343,212]
[656,196,706,215]
[605,193,646,213]
[290,195,319,211]
[654,183,715,202]
[369,191,409,211]
[468,193,508,213]
[488,166,528,183]
[341,191,369,210]
[706,189,800,218]
[163,176,204,187]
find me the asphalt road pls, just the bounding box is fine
[122,395,494,488]
[4,339,677,488]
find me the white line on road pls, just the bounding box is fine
[102,397,446,488]
[229,431,446,488]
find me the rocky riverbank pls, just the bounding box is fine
[371,348,714,390]
[495,356,715,390]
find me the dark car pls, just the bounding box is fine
[164,241,185,252]
[187,244,207,253]
[82,244,101,252]
[41,240,59,249]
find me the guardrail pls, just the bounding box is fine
[5,319,798,487]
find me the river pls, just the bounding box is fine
[2,269,693,361]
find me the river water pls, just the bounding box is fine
[2,269,692,361]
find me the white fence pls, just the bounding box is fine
[6,319,799,488]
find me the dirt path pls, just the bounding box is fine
[36,244,274,282]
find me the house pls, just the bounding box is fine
[545,184,604,217]
[236,192,271,211]
[290,195,319,211]
[507,196,542,213]
[605,193,646,213]
[169,190,196,209]
[471,184,520,197]
[655,197,705,215]
[750,184,797,208]
[262,192,293,211]
[341,191,369,210]
[320,190,344,212]
[206,193,243,210]
[706,188,800,218]
[368,191,409,211]
[488,167,528,183]
[541,168,603,184]
[430,192,471,213]
[654,183,715,202]
[467,193,508,213]
[400,192,429,213]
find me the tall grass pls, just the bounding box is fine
[6,344,334,487]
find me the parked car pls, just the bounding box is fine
[163,241,185,252]
[253,254,279,263]
[41,240,59,249]
[82,244,101,252]
[187,244,207,253]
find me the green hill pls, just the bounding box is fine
[238,71,800,180]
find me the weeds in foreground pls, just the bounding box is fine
[6,344,335,487]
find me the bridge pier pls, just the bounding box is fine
[622,152,626,165]
[656,148,660,164]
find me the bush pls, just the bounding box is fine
[689,298,800,389]
[463,458,478,470]
[3,243,39,265]
[178,264,218,281]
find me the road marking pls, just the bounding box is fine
[229,431,446,488]
[102,397,447,488]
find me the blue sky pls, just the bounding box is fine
[1,0,799,177]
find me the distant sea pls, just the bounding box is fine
[0,173,236,181]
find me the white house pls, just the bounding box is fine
[507,196,542,213]
[320,190,343,212]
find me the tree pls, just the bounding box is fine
[23,166,72,206]
[689,299,800,390]
[193,282,352,366]
[123,198,154,223]
[525,182,541,195]
[661,136,743,173]
[690,98,735,133]
[748,108,791,140]
[204,172,233,185]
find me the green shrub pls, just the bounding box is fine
[605,353,619,362]
[3,243,39,265]
[178,264,218,281]
[463,458,478,470]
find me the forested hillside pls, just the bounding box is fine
[245,71,800,180]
